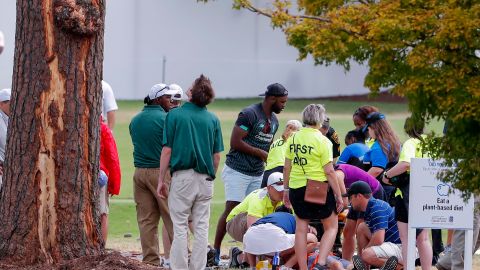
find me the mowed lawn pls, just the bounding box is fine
[106,98,445,253]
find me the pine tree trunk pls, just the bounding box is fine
[0,0,105,265]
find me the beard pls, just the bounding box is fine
[272,104,283,114]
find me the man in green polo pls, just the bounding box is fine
[129,83,177,266]
[157,74,224,270]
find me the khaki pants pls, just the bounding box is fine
[168,169,213,270]
[226,212,248,242]
[134,167,173,266]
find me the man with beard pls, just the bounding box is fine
[211,83,288,265]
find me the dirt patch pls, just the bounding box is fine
[0,251,162,270]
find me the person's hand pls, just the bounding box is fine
[342,197,349,209]
[283,191,291,208]
[382,175,391,185]
[335,197,344,213]
[258,149,269,162]
[157,181,169,199]
[308,225,317,235]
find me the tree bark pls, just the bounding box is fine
[0,0,105,265]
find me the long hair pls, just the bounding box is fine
[404,116,425,140]
[370,119,401,162]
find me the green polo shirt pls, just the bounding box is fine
[129,105,167,168]
[163,102,224,178]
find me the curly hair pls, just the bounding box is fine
[190,74,215,107]
[370,119,401,162]
[353,105,379,121]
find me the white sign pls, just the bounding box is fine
[409,158,474,229]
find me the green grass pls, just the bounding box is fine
[107,99,445,251]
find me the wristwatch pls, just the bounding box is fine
[383,171,391,179]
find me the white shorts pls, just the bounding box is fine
[222,165,262,202]
[371,242,418,263]
[99,185,109,215]
[243,223,295,255]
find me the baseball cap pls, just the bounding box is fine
[169,83,184,101]
[148,84,177,100]
[344,181,372,197]
[259,83,288,97]
[361,112,385,133]
[0,88,11,102]
[267,172,285,192]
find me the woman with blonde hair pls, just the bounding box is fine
[283,104,345,270]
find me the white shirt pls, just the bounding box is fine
[101,80,118,120]
[0,110,9,162]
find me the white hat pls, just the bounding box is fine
[0,88,11,102]
[267,172,284,192]
[169,83,184,101]
[243,223,295,254]
[148,83,177,100]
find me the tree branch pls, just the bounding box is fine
[240,1,331,23]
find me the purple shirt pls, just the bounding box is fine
[337,164,380,194]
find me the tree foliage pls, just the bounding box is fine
[219,0,480,195]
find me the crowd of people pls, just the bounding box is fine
[1,30,478,268]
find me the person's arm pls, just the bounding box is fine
[106,110,116,130]
[213,152,221,174]
[157,146,172,198]
[247,215,260,227]
[382,161,409,185]
[283,158,292,208]
[366,229,386,248]
[230,126,268,161]
[367,167,384,178]
[324,162,344,213]
[336,172,349,208]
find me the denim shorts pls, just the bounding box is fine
[222,165,262,202]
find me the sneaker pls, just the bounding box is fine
[229,247,242,268]
[380,256,398,270]
[206,247,217,267]
[352,255,367,270]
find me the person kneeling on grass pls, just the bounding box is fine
[226,172,285,268]
[347,181,412,270]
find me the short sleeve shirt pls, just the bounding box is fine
[226,103,279,176]
[337,143,369,164]
[364,198,400,244]
[399,135,427,163]
[252,212,296,234]
[325,127,341,159]
[226,188,282,222]
[102,81,118,120]
[337,164,380,194]
[285,128,333,188]
[265,138,287,170]
[163,102,224,178]
[363,141,389,169]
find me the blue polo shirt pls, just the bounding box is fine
[364,198,400,244]
[252,212,296,234]
[363,141,389,169]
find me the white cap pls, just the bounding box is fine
[0,88,11,102]
[148,83,177,100]
[169,83,184,101]
[267,172,284,192]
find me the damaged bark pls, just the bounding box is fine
[0,0,105,265]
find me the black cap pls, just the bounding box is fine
[259,83,288,97]
[344,181,372,197]
[362,112,385,133]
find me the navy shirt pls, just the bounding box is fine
[252,212,296,234]
[363,198,400,244]
[226,103,279,176]
[338,143,369,164]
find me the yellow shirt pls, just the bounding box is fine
[285,128,333,188]
[366,138,375,148]
[226,189,282,222]
[265,138,287,170]
[399,135,428,163]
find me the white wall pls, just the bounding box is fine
[0,0,370,99]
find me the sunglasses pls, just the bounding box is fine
[153,86,169,99]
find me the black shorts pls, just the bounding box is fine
[395,186,411,223]
[261,166,284,188]
[347,185,386,220]
[289,185,336,220]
